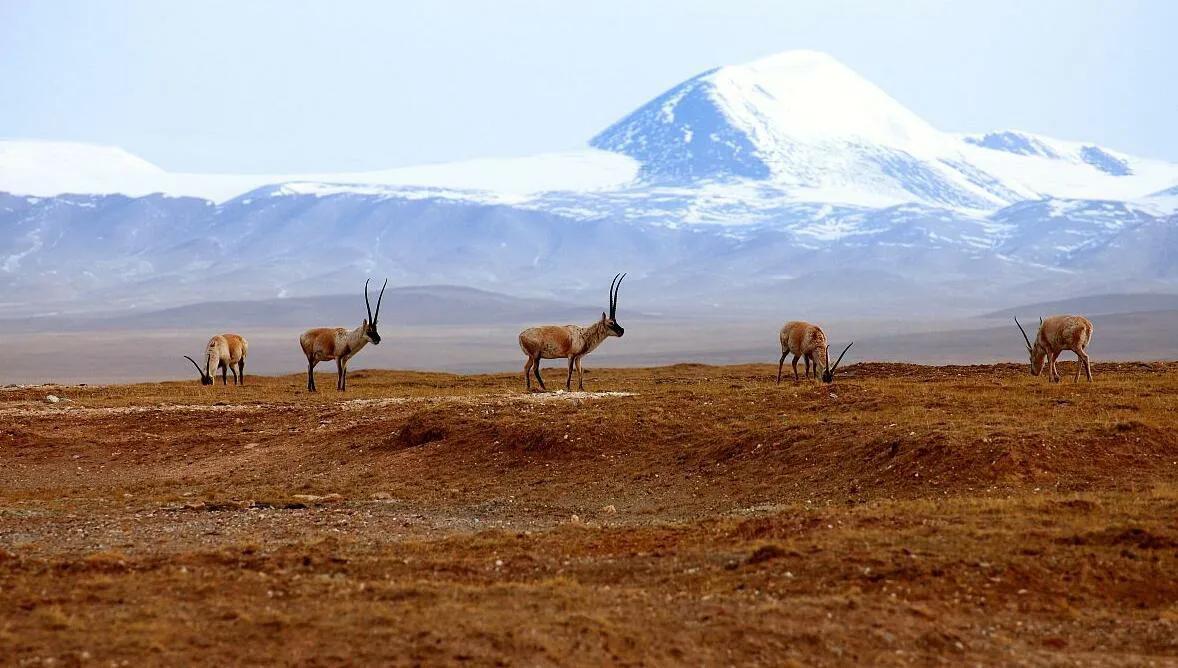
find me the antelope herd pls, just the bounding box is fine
[177,274,1096,391]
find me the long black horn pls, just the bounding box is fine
[1015,317,1032,351]
[608,273,620,317]
[364,278,373,323]
[609,272,625,318]
[373,278,388,323]
[830,342,853,372]
[183,355,205,377]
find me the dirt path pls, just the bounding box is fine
[0,389,636,418]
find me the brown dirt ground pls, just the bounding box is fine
[1,361,1177,666]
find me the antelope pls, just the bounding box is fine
[1015,315,1093,383]
[776,321,853,384]
[519,273,627,392]
[299,278,387,392]
[184,334,248,386]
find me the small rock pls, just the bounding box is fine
[370,492,393,501]
[601,504,617,515]
[46,394,60,403]
[292,493,343,504]
[243,442,259,449]
[569,514,582,524]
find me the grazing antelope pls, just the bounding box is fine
[1015,315,1093,383]
[776,321,853,384]
[300,278,387,392]
[519,273,627,392]
[184,334,248,386]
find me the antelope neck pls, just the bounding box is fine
[344,322,370,355]
[581,319,613,354]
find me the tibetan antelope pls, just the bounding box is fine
[299,278,387,392]
[1015,315,1093,383]
[776,321,853,384]
[184,334,248,386]
[519,273,627,391]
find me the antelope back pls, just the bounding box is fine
[520,325,576,358]
[1039,315,1093,352]
[221,334,247,364]
[300,328,340,358]
[781,321,826,355]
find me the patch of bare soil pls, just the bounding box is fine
[1,362,1176,665]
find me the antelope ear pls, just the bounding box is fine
[602,311,608,321]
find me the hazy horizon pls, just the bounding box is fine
[2,288,1175,384]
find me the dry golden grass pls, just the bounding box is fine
[1,361,1176,665]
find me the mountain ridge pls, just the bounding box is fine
[1,50,1176,316]
[4,51,1177,209]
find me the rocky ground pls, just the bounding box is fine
[1,362,1176,666]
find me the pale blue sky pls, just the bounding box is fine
[2,0,1175,172]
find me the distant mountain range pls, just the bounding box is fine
[0,285,602,333]
[2,50,1175,319]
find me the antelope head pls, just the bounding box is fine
[821,342,853,384]
[1015,317,1046,375]
[183,355,213,385]
[601,273,626,337]
[364,278,388,345]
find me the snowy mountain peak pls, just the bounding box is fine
[2,51,1178,314]
[591,50,947,184]
[706,50,942,150]
[2,52,1177,213]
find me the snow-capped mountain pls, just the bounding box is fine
[592,51,1178,210]
[1,50,1176,317]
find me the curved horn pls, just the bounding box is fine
[364,278,373,323]
[609,272,625,318]
[830,342,853,372]
[183,355,205,377]
[373,278,388,323]
[608,273,620,317]
[1015,317,1032,351]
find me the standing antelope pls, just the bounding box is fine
[300,278,387,392]
[184,334,248,386]
[1015,315,1093,383]
[776,321,853,384]
[519,273,627,392]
